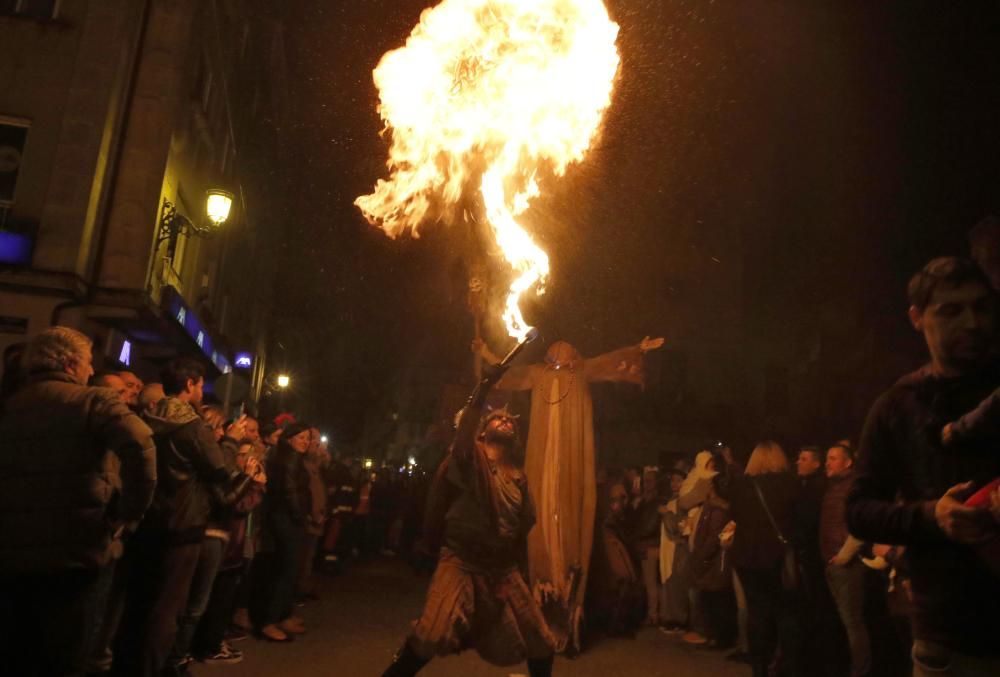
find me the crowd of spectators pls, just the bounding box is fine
[584,255,1000,677]
[0,328,426,676]
[1,255,998,677]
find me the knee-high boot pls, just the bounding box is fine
[527,655,554,677]
[381,641,430,677]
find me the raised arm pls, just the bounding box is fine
[471,338,535,391]
[448,366,506,503]
[583,336,663,384]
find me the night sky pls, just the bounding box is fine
[267,1,1000,455]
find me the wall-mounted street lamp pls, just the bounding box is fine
[276,374,291,389]
[156,188,234,250]
[205,189,234,225]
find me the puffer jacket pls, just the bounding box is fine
[0,371,156,572]
[142,397,246,544]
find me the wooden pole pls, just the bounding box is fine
[468,263,486,381]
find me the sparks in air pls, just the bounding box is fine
[355,0,620,341]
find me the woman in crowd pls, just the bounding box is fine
[726,441,798,677]
[258,422,314,641]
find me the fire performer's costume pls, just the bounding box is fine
[478,337,661,652]
[382,369,557,677]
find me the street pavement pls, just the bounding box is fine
[216,556,750,677]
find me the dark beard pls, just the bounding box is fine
[483,428,516,447]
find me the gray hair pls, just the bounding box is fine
[23,326,92,374]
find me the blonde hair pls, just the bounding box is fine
[23,326,92,374]
[745,440,789,476]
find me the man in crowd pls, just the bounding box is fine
[796,446,822,479]
[788,445,832,675]
[0,327,157,675]
[794,446,827,569]
[93,372,130,400]
[117,370,144,409]
[243,415,261,445]
[113,358,248,677]
[847,256,1000,675]
[822,444,868,677]
[139,382,166,415]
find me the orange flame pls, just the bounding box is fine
[356,0,620,340]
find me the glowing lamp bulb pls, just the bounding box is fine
[276,374,290,389]
[320,435,329,445]
[206,189,234,226]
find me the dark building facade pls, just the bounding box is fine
[0,0,289,407]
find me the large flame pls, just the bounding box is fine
[356,0,620,340]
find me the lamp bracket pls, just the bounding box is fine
[155,198,215,250]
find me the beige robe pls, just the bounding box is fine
[495,344,645,649]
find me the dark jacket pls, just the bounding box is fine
[205,434,254,542]
[689,495,731,591]
[795,471,827,570]
[326,461,358,516]
[819,471,855,562]
[728,471,798,570]
[846,364,1000,657]
[0,371,156,572]
[629,497,664,552]
[142,397,240,544]
[265,444,312,525]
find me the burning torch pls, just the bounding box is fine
[458,326,539,425]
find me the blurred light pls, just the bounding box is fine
[206,189,234,226]
[276,374,290,389]
[320,435,329,445]
[118,340,132,367]
[364,458,373,469]
[408,456,417,466]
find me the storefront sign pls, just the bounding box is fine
[162,287,231,373]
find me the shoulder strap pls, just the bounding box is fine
[751,477,789,545]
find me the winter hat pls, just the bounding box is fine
[281,421,311,442]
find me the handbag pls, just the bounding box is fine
[751,478,802,592]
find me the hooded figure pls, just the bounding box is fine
[475,335,663,651]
